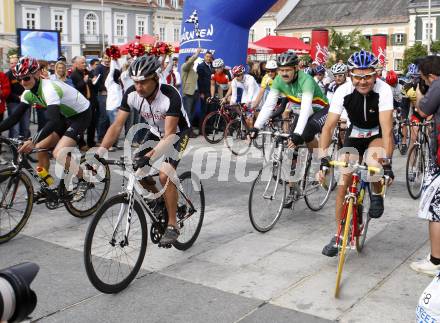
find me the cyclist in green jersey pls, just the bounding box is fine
[0,57,92,199]
[250,51,329,149]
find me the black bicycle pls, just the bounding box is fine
[84,156,205,293]
[0,137,111,244]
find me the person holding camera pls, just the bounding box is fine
[410,55,440,276]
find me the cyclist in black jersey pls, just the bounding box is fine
[318,50,395,257]
[97,55,190,245]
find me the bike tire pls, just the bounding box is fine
[406,144,424,199]
[248,163,286,232]
[202,111,228,144]
[64,157,111,218]
[173,171,205,251]
[225,119,252,156]
[356,184,371,252]
[84,194,147,294]
[335,198,354,298]
[0,167,34,244]
[303,154,333,211]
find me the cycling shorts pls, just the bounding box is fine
[54,109,91,143]
[343,126,381,160]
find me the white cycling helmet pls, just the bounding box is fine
[331,63,348,75]
[265,60,277,70]
[212,58,224,68]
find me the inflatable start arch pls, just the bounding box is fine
[179,0,278,67]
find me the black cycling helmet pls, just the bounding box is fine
[128,55,161,81]
[277,51,299,67]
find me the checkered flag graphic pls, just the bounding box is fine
[185,10,198,24]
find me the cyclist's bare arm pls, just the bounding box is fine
[319,112,340,157]
[210,79,216,98]
[222,83,232,103]
[99,109,130,152]
[378,109,394,159]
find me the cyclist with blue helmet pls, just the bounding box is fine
[318,50,395,257]
[313,65,327,94]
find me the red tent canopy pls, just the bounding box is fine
[119,34,157,55]
[254,35,310,54]
[247,42,273,54]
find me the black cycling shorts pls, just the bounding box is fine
[54,109,91,143]
[343,127,381,161]
[135,129,190,168]
[301,109,328,143]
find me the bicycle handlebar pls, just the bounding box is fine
[329,160,381,174]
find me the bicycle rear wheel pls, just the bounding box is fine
[335,198,354,298]
[64,157,111,217]
[202,111,228,144]
[173,171,205,251]
[406,144,425,199]
[303,155,333,211]
[225,119,252,156]
[0,168,34,244]
[356,184,371,252]
[84,194,147,293]
[248,162,287,232]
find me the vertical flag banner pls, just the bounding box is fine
[311,29,329,65]
[372,34,387,66]
[179,0,278,68]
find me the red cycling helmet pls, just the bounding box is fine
[232,65,245,76]
[13,56,40,79]
[386,70,398,86]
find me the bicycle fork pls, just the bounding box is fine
[263,144,283,200]
[111,174,136,248]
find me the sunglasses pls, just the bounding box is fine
[266,70,277,73]
[18,76,31,82]
[351,71,376,81]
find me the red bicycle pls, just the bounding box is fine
[201,98,238,144]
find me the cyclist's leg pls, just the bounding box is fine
[158,130,189,244]
[35,133,60,170]
[302,109,328,149]
[364,136,386,218]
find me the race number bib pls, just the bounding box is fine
[349,125,380,139]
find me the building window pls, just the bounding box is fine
[265,27,271,36]
[425,22,433,40]
[23,7,40,30]
[394,33,405,45]
[51,9,68,34]
[159,27,166,41]
[173,28,180,42]
[136,15,148,36]
[115,14,127,37]
[171,0,178,8]
[158,0,165,7]
[249,29,255,42]
[84,12,98,35]
[301,36,310,44]
[394,59,403,71]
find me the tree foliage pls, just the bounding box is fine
[327,28,372,66]
[402,42,428,72]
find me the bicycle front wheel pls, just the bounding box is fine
[84,194,147,294]
[64,157,111,217]
[248,162,287,232]
[202,111,228,144]
[0,168,34,244]
[406,144,425,199]
[173,171,205,251]
[356,184,371,252]
[225,119,252,156]
[335,198,354,298]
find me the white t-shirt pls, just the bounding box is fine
[105,60,123,110]
[230,74,259,105]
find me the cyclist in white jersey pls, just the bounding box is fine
[97,55,191,245]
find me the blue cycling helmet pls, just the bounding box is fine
[347,50,379,70]
[407,63,420,76]
[313,65,326,75]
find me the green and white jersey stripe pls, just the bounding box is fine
[21,79,89,118]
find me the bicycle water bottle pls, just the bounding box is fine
[36,167,54,186]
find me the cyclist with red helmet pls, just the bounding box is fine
[0,56,92,200]
[210,58,232,99]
